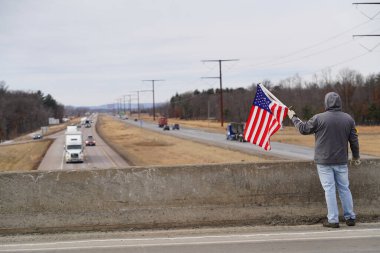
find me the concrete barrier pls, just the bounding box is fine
[0,160,379,234]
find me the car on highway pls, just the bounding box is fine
[32,133,43,140]
[172,123,180,130]
[163,125,170,131]
[85,135,96,146]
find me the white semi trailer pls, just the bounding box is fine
[64,126,84,163]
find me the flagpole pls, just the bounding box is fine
[258,84,286,106]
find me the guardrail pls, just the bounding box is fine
[0,160,379,234]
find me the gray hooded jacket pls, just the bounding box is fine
[291,92,360,164]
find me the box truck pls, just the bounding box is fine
[64,126,84,163]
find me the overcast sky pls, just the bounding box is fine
[0,0,379,107]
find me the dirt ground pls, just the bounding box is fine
[96,114,268,166]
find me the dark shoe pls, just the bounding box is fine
[323,220,340,228]
[346,218,356,226]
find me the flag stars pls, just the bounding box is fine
[253,87,272,113]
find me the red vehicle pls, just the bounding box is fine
[158,117,168,127]
[85,136,96,146]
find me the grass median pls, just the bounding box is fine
[0,139,53,172]
[138,115,380,157]
[96,114,269,166]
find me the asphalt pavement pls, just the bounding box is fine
[1,223,379,253]
[122,118,376,161]
[38,114,129,171]
[122,118,314,160]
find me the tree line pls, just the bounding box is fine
[158,68,380,125]
[0,81,64,141]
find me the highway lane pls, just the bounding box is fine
[38,115,129,171]
[122,118,376,161]
[1,224,379,252]
[121,118,313,160]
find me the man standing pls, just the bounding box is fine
[288,92,360,228]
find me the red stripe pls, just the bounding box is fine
[244,99,288,151]
[259,115,273,147]
[253,109,267,144]
[246,107,261,142]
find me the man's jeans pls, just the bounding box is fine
[317,164,356,223]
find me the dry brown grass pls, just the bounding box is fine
[0,118,80,172]
[0,139,53,172]
[355,126,380,157]
[139,114,380,157]
[97,114,268,166]
[1,114,377,173]
[271,126,380,156]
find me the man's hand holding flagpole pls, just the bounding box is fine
[258,84,297,119]
[258,83,286,106]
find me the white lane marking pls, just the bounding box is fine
[60,149,65,170]
[1,228,380,251]
[97,143,118,167]
[1,234,380,252]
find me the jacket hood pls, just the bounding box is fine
[324,92,342,111]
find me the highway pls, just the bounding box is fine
[1,224,379,252]
[122,118,314,160]
[38,114,129,171]
[122,118,376,161]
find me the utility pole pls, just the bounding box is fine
[119,98,123,116]
[201,59,239,127]
[124,94,132,116]
[142,79,164,121]
[115,99,119,115]
[352,2,380,4]
[134,90,151,120]
[352,2,380,49]
[352,2,380,21]
[123,96,126,115]
[353,35,380,37]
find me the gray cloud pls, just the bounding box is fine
[0,0,379,106]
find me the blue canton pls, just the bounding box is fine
[253,86,272,113]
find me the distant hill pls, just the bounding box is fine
[84,102,165,111]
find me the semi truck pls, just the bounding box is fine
[158,117,168,128]
[64,126,84,163]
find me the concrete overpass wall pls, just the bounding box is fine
[0,160,379,234]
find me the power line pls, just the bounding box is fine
[243,20,372,70]
[352,3,380,51]
[142,79,164,121]
[353,2,380,20]
[252,39,354,70]
[201,59,239,127]
[130,90,152,120]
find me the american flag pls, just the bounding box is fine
[243,85,288,151]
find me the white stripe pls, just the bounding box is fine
[3,236,380,252]
[263,118,279,149]
[271,102,279,120]
[256,111,270,145]
[2,229,380,251]
[244,106,258,140]
[249,109,263,143]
